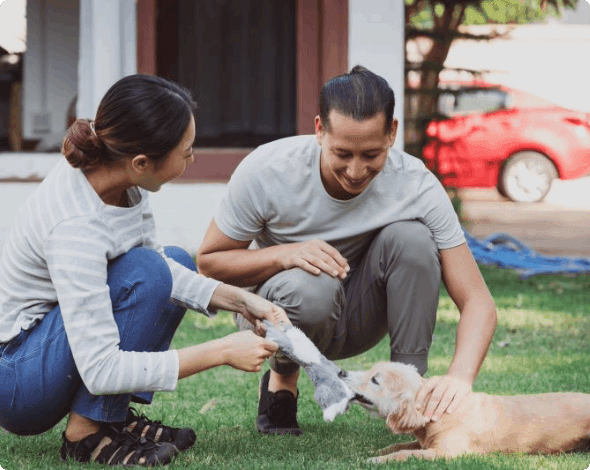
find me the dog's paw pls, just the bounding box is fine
[369,449,439,462]
[368,453,410,463]
[367,455,393,464]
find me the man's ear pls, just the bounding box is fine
[315,115,324,145]
[386,400,429,434]
[388,118,399,148]
[129,155,151,176]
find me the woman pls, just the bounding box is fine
[0,74,284,467]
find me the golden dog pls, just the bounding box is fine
[341,362,590,462]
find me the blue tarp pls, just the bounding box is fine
[464,230,590,280]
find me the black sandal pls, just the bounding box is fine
[60,424,178,467]
[123,407,196,452]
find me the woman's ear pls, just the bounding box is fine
[130,155,151,176]
[386,399,429,434]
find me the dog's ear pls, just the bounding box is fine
[386,399,429,434]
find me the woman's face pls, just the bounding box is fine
[139,115,196,192]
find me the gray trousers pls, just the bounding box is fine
[235,221,441,376]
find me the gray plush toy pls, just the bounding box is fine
[263,320,355,422]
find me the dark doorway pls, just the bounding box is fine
[157,0,297,148]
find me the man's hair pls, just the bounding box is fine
[319,65,395,133]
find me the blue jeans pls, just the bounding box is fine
[0,246,195,436]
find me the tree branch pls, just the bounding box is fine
[405,61,496,76]
[451,3,467,30]
[406,28,507,41]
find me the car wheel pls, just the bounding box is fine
[496,181,508,198]
[498,151,558,203]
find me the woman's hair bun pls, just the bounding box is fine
[61,119,105,170]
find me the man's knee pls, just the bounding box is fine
[391,353,429,377]
[259,268,344,331]
[376,221,440,271]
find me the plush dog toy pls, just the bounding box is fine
[263,320,355,422]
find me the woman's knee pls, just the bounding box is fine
[108,247,173,304]
[164,246,196,272]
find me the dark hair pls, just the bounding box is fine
[62,74,196,171]
[319,65,395,133]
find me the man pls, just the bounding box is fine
[197,66,497,436]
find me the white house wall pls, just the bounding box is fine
[22,0,79,147]
[77,0,137,120]
[22,0,136,149]
[349,0,405,151]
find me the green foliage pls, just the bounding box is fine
[466,0,578,25]
[406,0,578,28]
[1,267,589,469]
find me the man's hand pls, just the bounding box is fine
[278,239,349,279]
[415,374,472,422]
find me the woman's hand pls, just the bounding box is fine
[239,290,290,324]
[210,283,291,335]
[414,374,472,422]
[237,290,291,335]
[221,330,278,372]
[178,330,278,378]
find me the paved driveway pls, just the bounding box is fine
[461,175,590,258]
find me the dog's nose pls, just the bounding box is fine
[338,369,348,379]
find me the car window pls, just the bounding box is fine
[438,92,456,117]
[438,88,508,116]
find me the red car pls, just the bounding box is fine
[422,83,590,202]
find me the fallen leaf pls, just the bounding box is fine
[200,399,218,414]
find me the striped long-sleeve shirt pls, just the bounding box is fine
[0,159,221,395]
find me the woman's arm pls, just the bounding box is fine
[174,281,290,378]
[177,330,278,378]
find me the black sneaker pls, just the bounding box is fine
[256,370,303,436]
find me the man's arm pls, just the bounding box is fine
[197,220,349,287]
[441,243,497,382]
[415,243,497,421]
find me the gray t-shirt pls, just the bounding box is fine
[215,135,465,266]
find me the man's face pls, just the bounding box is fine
[316,110,397,200]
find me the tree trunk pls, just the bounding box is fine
[405,2,466,158]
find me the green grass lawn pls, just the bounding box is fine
[1,265,589,469]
